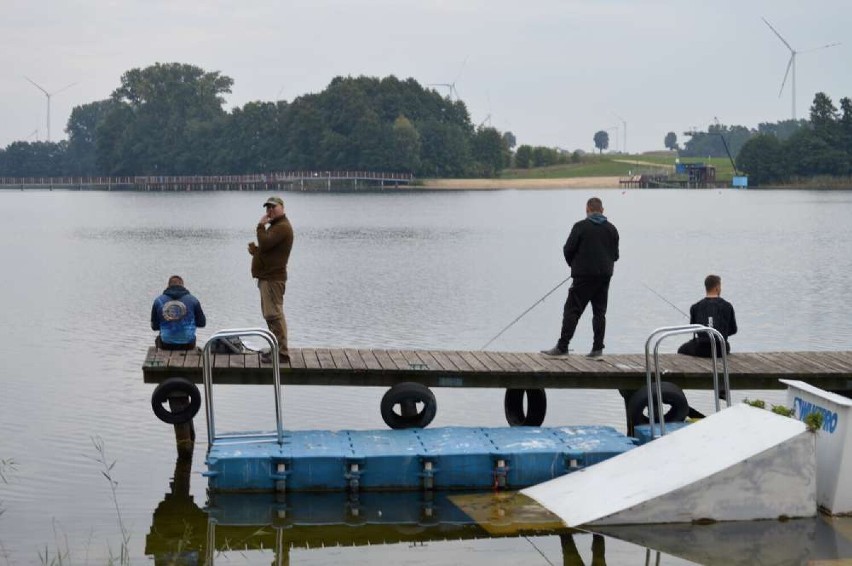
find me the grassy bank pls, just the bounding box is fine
[498,153,737,183]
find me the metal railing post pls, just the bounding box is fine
[202,328,283,447]
[643,325,730,439]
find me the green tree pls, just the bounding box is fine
[664,132,678,151]
[840,97,852,155]
[471,126,509,177]
[390,115,421,172]
[514,145,533,168]
[757,119,805,141]
[222,101,287,173]
[810,92,838,137]
[532,146,559,167]
[1,141,66,176]
[736,134,788,185]
[64,99,116,175]
[785,128,849,177]
[593,130,608,154]
[99,62,234,174]
[681,124,754,159]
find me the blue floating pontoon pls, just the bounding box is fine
[204,426,639,492]
[197,327,728,493]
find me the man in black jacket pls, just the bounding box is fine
[542,197,619,358]
[677,274,737,357]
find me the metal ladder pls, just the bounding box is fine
[644,324,731,438]
[201,328,284,448]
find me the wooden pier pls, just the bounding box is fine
[143,347,852,393]
[0,170,414,192]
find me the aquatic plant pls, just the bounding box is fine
[771,405,795,418]
[741,399,827,433]
[804,411,825,433]
[0,458,16,519]
[0,458,16,484]
[87,437,130,565]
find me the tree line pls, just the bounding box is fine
[736,93,852,185]
[0,63,512,179]
[657,92,852,186]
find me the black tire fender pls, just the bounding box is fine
[626,382,689,425]
[504,388,547,427]
[151,377,202,425]
[380,382,437,429]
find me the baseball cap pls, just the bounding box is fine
[263,196,284,208]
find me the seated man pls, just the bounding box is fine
[151,275,206,350]
[677,274,737,358]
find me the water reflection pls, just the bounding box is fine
[597,518,852,566]
[146,458,612,565]
[145,456,852,565]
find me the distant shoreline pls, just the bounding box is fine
[417,176,622,190]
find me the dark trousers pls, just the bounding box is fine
[677,337,730,358]
[558,275,611,351]
[155,336,196,351]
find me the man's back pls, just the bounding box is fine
[690,297,737,341]
[563,216,620,277]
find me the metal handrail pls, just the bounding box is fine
[644,325,730,438]
[202,328,283,447]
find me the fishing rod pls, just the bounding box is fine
[642,281,689,319]
[480,276,571,350]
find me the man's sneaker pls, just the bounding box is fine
[540,345,568,356]
[586,349,604,358]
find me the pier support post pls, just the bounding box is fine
[168,395,195,459]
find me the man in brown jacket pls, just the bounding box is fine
[248,196,294,363]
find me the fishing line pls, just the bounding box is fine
[480,276,571,350]
[642,281,689,319]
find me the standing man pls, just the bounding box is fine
[677,274,737,357]
[151,275,206,350]
[248,196,294,363]
[542,197,619,358]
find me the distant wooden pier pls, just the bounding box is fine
[143,347,852,393]
[0,170,414,192]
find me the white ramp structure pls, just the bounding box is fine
[783,379,852,515]
[522,404,816,526]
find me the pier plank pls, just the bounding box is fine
[451,351,480,372]
[301,348,321,370]
[244,351,260,369]
[785,351,843,375]
[343,349,368,371]
[315,348,336,369]
[330,349,351,370]
[360,350,384,371]
[142,347,852,394]
[816,351,852,373]
[429,350,461,372]
[386,350,412,371]
[489,351,531,372]
[372,350,398,371]
[287,349,305,370]
[414,350,444,372]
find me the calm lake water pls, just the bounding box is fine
[1,187,852,564]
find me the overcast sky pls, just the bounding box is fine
[2,0,850,155]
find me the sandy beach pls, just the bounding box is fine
[418,176,621,189]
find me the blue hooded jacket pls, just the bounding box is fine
[151,285,206,345]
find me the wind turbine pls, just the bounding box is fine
[429,57,468,101]
[606,126,619,152]
[762,17,840,121]
[613,112,627,154]
[24,76,77,142]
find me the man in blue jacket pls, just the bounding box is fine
[542,197,619,358]
[151,275,207,350]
